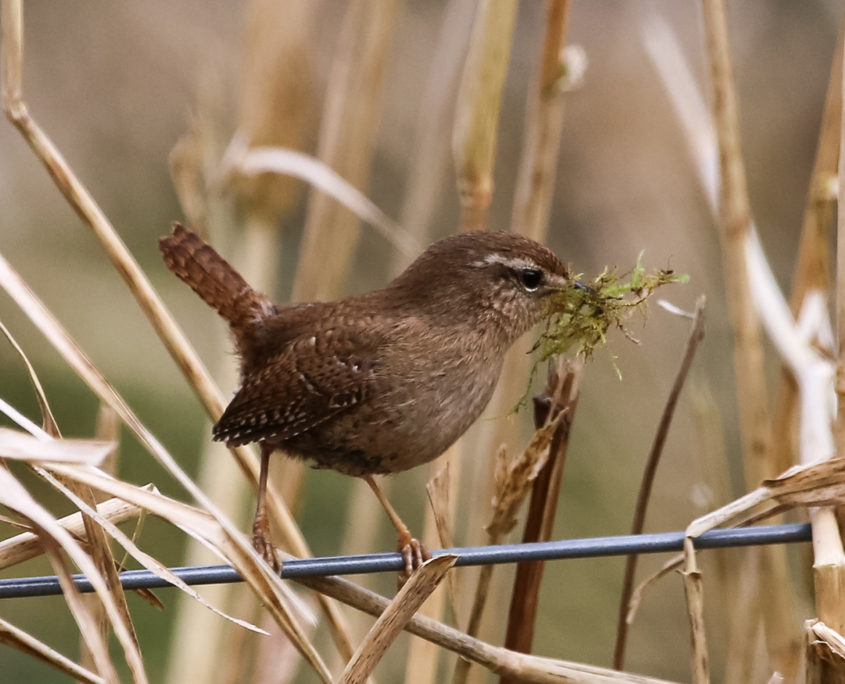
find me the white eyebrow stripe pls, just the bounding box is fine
[470,254,542,270]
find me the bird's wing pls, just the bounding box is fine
[212,325,384,447]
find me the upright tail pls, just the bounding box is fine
[159,224,276,338]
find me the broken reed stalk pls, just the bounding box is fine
[452,0,518,231]
[340,555,457,683]
[613,297,705,670]
[501,356,581,679]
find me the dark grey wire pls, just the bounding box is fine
[0,523,811,600]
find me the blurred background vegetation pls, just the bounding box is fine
[1,1,842,682]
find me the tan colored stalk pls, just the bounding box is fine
[0,493,145,569]
[452,0,518,231]
[392,0,477,273]
[807,29,845,680]
[341,555,457,683]
[510,0,572,241]
[700,0,770,485]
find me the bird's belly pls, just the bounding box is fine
[282,363,501,476]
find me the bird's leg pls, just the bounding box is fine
[252,442,280,572]
[363,474,431,583]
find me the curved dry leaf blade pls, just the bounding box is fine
[38,469,268,636]
[0,615,104,684]
[0,467,144,682]
[0,428,112,465]
[764,458,845,506]
[0,319,60,436]
[0,491,144,570]
[227,143,419,258]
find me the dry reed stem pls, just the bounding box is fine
[292,0,399,302]
[0,615,104,684]
[477,0,574,545]
[614,298,706,669]
[700,0,771,486]
[392,0,477,273]
[837,23,845,484]
[0,255,332,680]
[501,357,581,673]
[0,492,145,569]
[230,0,315,222]
[452,0,518,231]
[510,0,572,241]
[805,619,845,682]
[297,573,678,683]
[404,451,462,684]
[681,537,709,684]
[341,555,457,683]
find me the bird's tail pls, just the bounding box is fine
[159,223,275,337]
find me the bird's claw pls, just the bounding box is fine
[252,518,281,573]
[397,536,431,587]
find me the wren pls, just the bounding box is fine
[160,224,572,573]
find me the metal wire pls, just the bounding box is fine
[0,522,811,600]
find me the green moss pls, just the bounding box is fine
[516,256,687,411]
[536,253,687,362]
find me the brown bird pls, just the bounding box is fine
[160,224,571,574]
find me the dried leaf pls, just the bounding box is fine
[0,428,113,465]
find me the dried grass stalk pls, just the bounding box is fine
[700,0,771,486]
[0,467,141,682]
[0,491,145,569]
[341,555,457,683]
[0,614,104,684]
[452,0,518,230]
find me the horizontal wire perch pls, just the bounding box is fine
[0,523,811,600]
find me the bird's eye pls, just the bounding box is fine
[519,268,543,291]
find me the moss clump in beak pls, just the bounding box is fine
[535,253,688,362]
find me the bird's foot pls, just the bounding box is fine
[397,534,432,587]
[252,516,281,573]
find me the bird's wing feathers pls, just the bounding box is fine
[212,324,383,446]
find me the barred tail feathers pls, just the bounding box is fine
[159,223,274,336]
